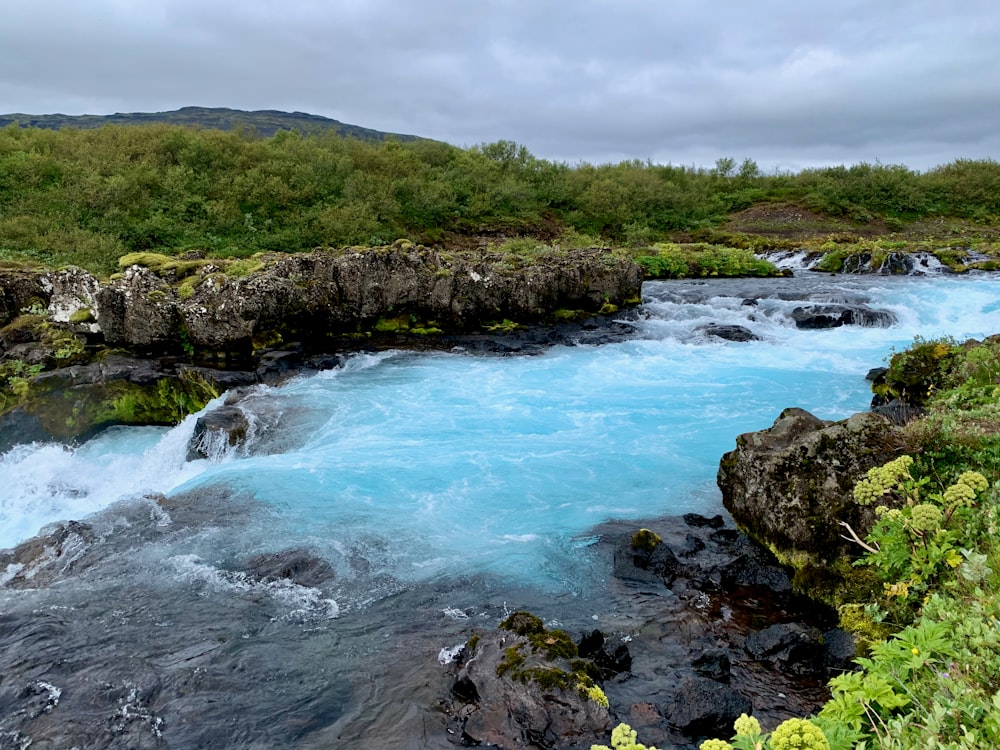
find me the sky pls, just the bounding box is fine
[1,0,997,172]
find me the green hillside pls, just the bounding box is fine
[0,106,422,141]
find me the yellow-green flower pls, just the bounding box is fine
[699,740,734,750]
[770,718,830,750]
[733,712,761,737]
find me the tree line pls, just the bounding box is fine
[0,123,997,273]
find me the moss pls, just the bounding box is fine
[598,302,619,315]
[631,528,662,552]
[527,628,579,660]
[496,645,526,677]
[466,634,480,654]
[837,603,893,653]
[68,307,94,324]
[551,308,587,323]
[177,275,201,300]
[484,319,523,333]
[517,666,571,690]
[499,611,545,636]
[374,314,412,333]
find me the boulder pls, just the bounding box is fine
[718,408,900,595]
[612,529,679,585]
[663,675,751,739]
[744,623,825,676]
[240,549,336,587]
[790,304,896,329]
[699,324,760,342]
[445,621,612,748]
[186,404,250,461]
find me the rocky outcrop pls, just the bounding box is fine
[717,407,900,599]
[790,304,896,329]
[9,245,640,358]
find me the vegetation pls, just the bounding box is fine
[0,122,997,275]
[677,336,1000,750]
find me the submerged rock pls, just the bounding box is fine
[790,304,896,329]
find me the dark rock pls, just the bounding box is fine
[446,628,611,748]
[664,675,751,739]
[744,623,825,676]
[822,629,858,671]
[700,324,760,342]
[790,304,896,329]
[683,513,725,529]
[613,533,679,585]
[678,533,706,557]
[718,408,899,571]
[577,630,632,678]
[721,538,793,592]
[692,649,731,683]
[186,404,250,461]
[741,298,759,307]
[866,366,888,382]
[240,548,336,587]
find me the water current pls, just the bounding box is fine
[2,272,999,748]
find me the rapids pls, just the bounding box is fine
[1,272,999,748]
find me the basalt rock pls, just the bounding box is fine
[81,245,642,357]
[699,324,760,342]
[718,407,900,601]
[445,623,612,748]
[790,304,896,329]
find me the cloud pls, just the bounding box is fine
[0,0,997,170]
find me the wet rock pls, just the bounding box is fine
[720,536,793,591]
[790,304,896,329]
[612,530,679,585]
[664,675,751,739]
[240,549,336,587]
[700,324,760,342]
[744,623,825,676]
[718,408,899,576]
[446,626,611,748]
[693,649,731,683]
[683,513,725,529]
[0,520,97,588]
[186,404,250,461]
[577,630,632,678]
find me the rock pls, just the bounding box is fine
[790,304,896,329]
[720,537,793,592]
[89,246,644,357]
[612,530,678,585]
[683,513,725,529]
[744,623,825,675]
[718,408,899,595]
[692,649,731,683]
[577,630,632,678]
[822,628,858,671]
[240,548,336,587]
[664,675,751,739]
[446,625,611,748]
[700,324,760,342]
[186,404,250,461]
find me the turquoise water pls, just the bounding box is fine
[3,274,1000,594]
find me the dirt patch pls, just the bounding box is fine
[722,203,886,240]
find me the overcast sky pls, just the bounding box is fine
[1,0,997,172]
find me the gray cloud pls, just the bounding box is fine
[1,0,997,170]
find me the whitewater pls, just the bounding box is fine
[3,274,1000,591]
[2,271,1000,748]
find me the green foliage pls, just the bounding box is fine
[873,336,958,406]
[634,243,780,279]
[591,722,660,750]
[0,123,996,275]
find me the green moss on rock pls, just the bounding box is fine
[631,528,662,552]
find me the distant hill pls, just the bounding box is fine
[0,106,424,141]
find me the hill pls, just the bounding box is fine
[0,106,423,141]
